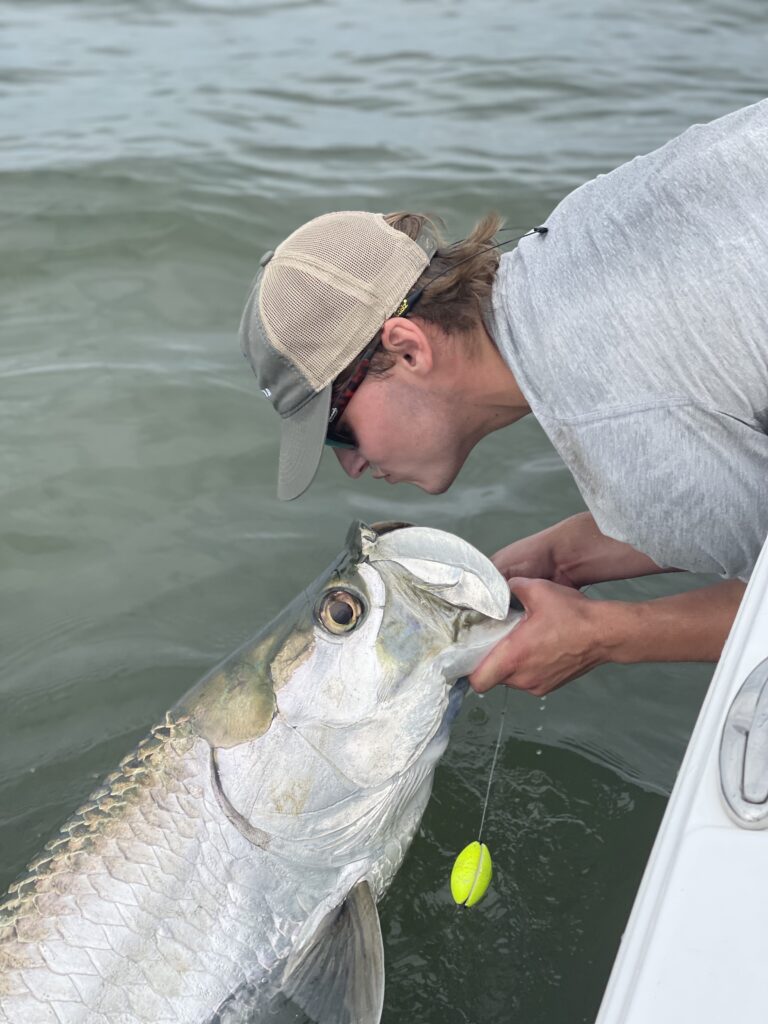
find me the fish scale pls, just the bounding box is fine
[0,726,310,1023]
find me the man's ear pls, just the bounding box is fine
[380,317,434,374]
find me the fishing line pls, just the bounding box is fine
[450,687,510,907]
[477,685,508,844]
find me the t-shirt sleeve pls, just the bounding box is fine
[549,403,768,580]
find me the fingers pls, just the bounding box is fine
[489,530,558,583]
[468,578,604,697]
[468,579,534,693]
[506,576,535,607]
[491,554,536,582]
[469,639,513,694]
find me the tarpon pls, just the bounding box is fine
[0,521,520,1024]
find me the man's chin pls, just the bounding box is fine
[381,466,459,494]
[412,475,456,496]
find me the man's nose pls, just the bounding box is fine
[334,448,369,478]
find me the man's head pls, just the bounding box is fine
[239,209,506,500]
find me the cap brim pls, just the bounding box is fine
[277,384,332,501]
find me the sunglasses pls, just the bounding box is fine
[325,334,381,449]
[324,287,421,450]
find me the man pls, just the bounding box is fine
[239,100,768,697]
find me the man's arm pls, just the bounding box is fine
[491,511,675,588]
[469,577,746,697]
[602,578,746,664]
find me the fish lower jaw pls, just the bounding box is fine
[448,615,523,676]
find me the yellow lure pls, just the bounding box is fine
[450,841,493,907]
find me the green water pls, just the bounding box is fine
[2,1,766,1019]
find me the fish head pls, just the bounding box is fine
[268,521,518,787]
[179,521,520,829]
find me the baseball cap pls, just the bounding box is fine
[239,211,438,501]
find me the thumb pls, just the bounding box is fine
[506,576,536,615]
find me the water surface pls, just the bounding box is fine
[2,1,766,1019]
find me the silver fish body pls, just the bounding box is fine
[0,522,519,1024]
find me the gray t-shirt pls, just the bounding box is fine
[491,99,768,580]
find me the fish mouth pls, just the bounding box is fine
[361,523,511,621]
[369,520,413,536]
[445,676,470,725]
[425,677,469,757]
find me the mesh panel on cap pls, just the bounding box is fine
[259,212,429,391]
[261,266,360,387]
[280,212,409,283]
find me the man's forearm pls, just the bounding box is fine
[598,579,746,665]
[551,512,675,587]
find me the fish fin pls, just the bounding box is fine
[283,879,385,1024]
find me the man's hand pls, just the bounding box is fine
[469,576,746,696]
[469,578,608,696]
[491,538,578,589]
[492,512,671,589]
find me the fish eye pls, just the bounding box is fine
[316,589,365,635]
